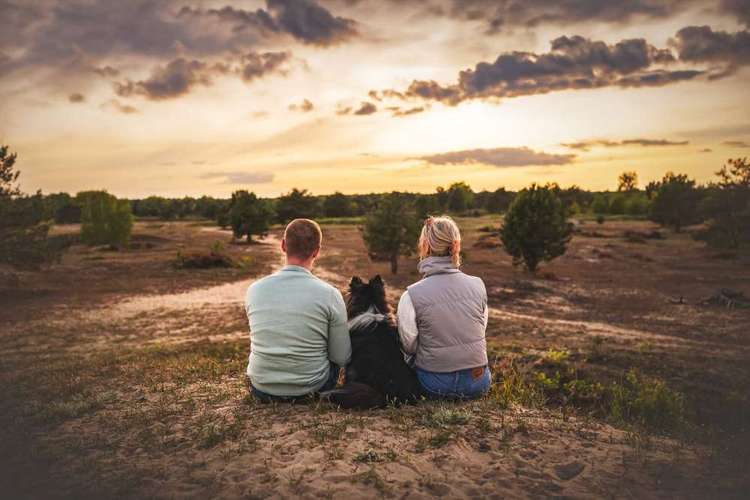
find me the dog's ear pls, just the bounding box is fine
[369,275,383,287]
[350,276,364,290]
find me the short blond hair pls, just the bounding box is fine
[418,215,461,267]
[284,219,322,260]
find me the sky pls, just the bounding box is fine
[1,0,749,198]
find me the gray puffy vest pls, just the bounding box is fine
[407,256,488,372]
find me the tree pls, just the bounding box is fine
[485,187,514,213]
[276,188,319,223]
[591,194,609,214]
[0,146,65,269]
[446,182,474,212]
[500,183,572,272]
[700,158,750,249]
[362,193,421,274]
[228,190,274,242]
[323,192,355,218]
[0,145,20,198]
[649,172,702,232]
[78,191,134,248]
[608,194,627,215]
[618,171,638,192]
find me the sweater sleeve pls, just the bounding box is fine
[397,291,419,355]
[327,287,352,366]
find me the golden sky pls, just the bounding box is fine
[1,0,749,197]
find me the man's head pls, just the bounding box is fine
[282,218,322,268]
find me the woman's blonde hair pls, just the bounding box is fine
[418,215,461,267]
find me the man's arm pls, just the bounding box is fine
[327,287,352,366]
[397,291,419,354]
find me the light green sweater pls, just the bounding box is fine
[245,265,352,396]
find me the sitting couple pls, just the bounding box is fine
[245,216,490,403]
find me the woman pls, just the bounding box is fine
[397,216,490,399]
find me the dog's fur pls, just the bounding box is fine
[322,275,422,409]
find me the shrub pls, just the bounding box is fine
[0,146,67,268]
[228,190,274,242]
[625,194,650,216]
[608,369,685,433]
[699,158,750,249]
[362,193,421,274]
[649,172,702,232]
[78,191,134,248]
[608,194,627,215]
[500,183,572,272]
[591,195,609,214]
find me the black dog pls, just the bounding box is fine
[322,275,422,409]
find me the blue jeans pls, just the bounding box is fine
[250,363,339,403]
[416,366,491,400]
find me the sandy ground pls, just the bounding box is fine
[1,218,748,499]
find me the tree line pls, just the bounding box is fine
[1,142,748,273]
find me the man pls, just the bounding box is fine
[245,218,351,402]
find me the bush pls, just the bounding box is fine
[174,242,235,269]
[228,190,274,242]
[699,158,750,249]
[609,369,685,433]
[78,191,134,248]
[591,195,609,214]
[649,172,702,232]
[362,193,421,274]
[0,146,68,268]
[625,194,650,216]
[608,194,627,215]
[500,183,572,272]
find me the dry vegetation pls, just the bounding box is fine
[1,217,749,499]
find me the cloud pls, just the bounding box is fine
[723,140,750,147]
[0,0,351,94]
[420,147,576,167]
[267,0,357,46]
[114,52,289,100]
[68,93,85,103]
[562,138,689,151]
[718,0,750,26]
[200,171,275,183]
[238,51,291,82]
[353,102,377,115]
[289,99,314,112]
[374,34,702,105]
[700,148,713,152]
[670,26,750,77]
[389,106,425,117]
[180,0,357,47]
[103,99,139,114]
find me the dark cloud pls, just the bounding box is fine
[93,65,120,78]
[353,102,377,115]
[389,106,425,117]
[115,58,219,100]
[718,0,750,26]
[200,171,275,183]
[289,99,314,112]
[68,93,85,103]
[562,138,689,151]
[723,140,750,147]
[420,147,575,167]
[238,51,291,82]
[0,0,351,91]
[103,99,139,114]
[670,26,750,77]
[267,0,357,46]
[445,0,688,34]
[114,52,289,100]
[180,0,357,47]
[375,34,701,105]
